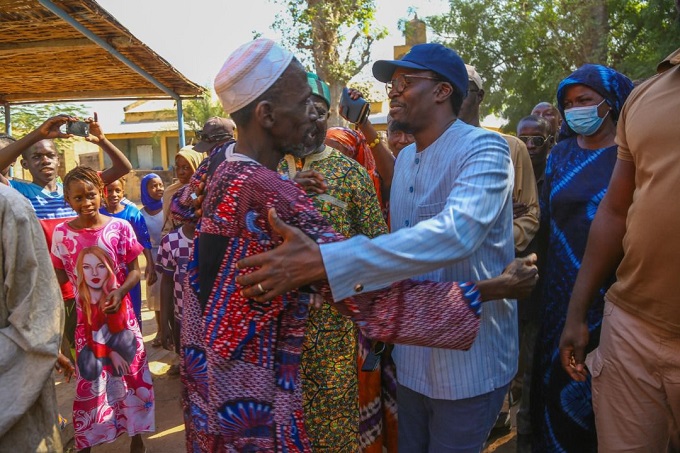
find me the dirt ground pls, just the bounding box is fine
[55,260,519,452]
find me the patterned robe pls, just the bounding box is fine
[280,147,392,452]
[531,138,617,452]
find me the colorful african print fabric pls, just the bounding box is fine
[531,137,618,452]
[280,147,385,238]
[181,152,339,452]
[180,144,484,452]
[280,147,391,451]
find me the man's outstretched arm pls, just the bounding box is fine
[237,208,538,302]
[559,158,635,381]
[238,134,512,301]
[237,208,326,298]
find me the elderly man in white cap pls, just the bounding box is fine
[178,38,321,452]
[180,39,537,452]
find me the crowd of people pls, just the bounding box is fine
[0,17,678,453]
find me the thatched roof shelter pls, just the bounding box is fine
[0,0,204,104]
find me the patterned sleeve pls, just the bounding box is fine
[335,280,482,350]
[156,233,176,276]
[346,164,388,238]
[250,170,345,245]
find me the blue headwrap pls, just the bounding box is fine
[141,173,163,211]
[556,64,634,139]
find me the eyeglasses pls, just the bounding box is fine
[196,130,233,143]
[518,135,552,147]
[385,74,442,96]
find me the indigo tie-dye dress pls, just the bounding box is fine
[531,137,618,452]
[51,218,155,450]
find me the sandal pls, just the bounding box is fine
[151,337,162,347]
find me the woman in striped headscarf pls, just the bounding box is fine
[530,64,634,453]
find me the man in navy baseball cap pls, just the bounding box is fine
[373,42,469,99]
[368,42,516,452]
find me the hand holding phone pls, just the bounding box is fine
[339,87,370,125]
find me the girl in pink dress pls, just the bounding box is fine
[51,167,154,453]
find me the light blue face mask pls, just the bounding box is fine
[564,99,610,136]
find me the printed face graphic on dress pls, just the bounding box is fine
[82,252,108,291]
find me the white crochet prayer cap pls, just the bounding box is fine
[214,38,294,114]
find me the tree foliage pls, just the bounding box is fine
[272,0,387,125]
[182,89,227,136]
[426,0,679,132]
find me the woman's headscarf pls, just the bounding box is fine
[162,146,205,234]
[325,127,383,207]
[176,146,204,173]
[556,64,634,139]
[141,173,163,211]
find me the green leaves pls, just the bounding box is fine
[427,0,679,132]
[182,90,227,136]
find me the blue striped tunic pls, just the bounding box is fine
[9,179,76,220]
[320,119,517,400]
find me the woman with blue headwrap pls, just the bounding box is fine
[530,64,634,452]
[140,173,165,346]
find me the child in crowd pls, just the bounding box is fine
[140,173,164,346]
[100,177,156,326]
[157,185,197,375]
[51,166,154,453]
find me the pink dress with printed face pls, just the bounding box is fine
[51,218,155,449]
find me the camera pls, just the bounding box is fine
[66,121,90,137]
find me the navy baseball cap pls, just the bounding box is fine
[373,43,469,97]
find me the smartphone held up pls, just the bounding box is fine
[66,120,90,137]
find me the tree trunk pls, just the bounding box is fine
[328,82,345,127]
[582,0,609,64]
